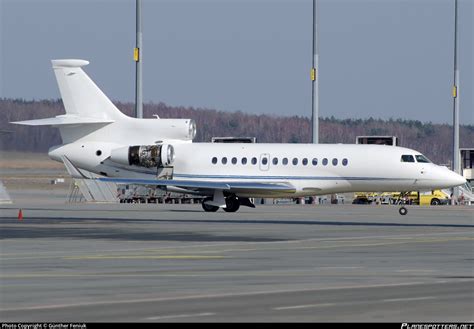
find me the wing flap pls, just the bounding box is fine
[228,181,296,194]
[97,177,231,191]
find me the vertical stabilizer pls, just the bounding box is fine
[51,59,126,121]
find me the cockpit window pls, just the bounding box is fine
[401,155,415,163]
[415,155,431,163]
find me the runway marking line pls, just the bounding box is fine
[145,312,216,321]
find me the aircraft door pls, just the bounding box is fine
[260,153,270,171]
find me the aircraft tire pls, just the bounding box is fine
[224,197,240,212]
[399,206,408,216]
[202,198,219,212]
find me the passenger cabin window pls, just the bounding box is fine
[312,158,318,166]
[251,157,257,165]
[401,155,415,163]
[272,157,278,165]
[231,157,237,164]
[332,158,338,166]
[322,158,328,166]
[302,158,308,166]
[242,157,247,165]
[415,155,431,163]
[212,157,218,164]
[342,158,348,166]
[282,158,288,165]
[262,157,268,165]
[292,158,298,165]
[222,157,228,164]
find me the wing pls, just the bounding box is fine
[96,177,296,196]
[61,156,296,196]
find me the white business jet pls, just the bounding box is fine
[13,59,466,214]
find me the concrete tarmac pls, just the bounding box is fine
[0,203,473,322]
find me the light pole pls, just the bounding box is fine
[452,0,460,197]
[135,0,143,118]
[311,0,319,144]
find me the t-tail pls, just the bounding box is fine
[11,59,196,145]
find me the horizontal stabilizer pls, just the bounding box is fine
[52,59,89,68]
[11,115,114,127]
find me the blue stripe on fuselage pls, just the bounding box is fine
[173,173,410,181]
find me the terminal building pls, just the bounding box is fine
[356,135,399,146]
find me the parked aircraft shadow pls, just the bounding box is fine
[0,225,283,242]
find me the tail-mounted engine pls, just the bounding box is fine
[110,144,175,168]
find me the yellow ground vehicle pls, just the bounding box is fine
[391,190,449,206]
[353,190,449,206]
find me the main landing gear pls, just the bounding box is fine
[201,199,219,212]
[223,196,240,213]
[201,195,254,213]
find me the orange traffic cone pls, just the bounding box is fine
[18,209,23,220]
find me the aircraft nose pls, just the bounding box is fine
[448,171,466,187]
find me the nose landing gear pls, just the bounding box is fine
[396,191,410,215]
[398,206,408,216]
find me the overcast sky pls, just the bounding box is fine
[1,0,473,124]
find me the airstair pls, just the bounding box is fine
[459,182,474,205]
[442,182,474,205]
[0,180,12,204]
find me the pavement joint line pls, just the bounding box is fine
[63,255,227,260]
[396,269,436,273]
[0,270,375,279]
[274,296,437,311]
[1,237,472,261]
[1,268,376,278]
[274,303,336,310]
[382,296,436,303]
[145,312,216,321]
[2,280,472,312]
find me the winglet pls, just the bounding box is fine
[61,155,86,179]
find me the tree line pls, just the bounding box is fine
[1,98,472,166]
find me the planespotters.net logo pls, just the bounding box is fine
[402,324,474,329]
